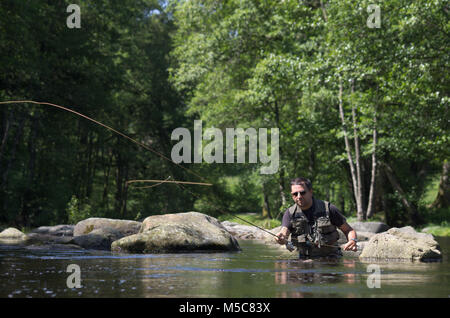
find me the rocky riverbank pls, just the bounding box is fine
[0,215,443,261]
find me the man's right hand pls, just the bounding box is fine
[275,232,287,245]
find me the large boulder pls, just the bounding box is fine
[112,212,240,253]
[31,225,74,237]
[359,226,442,262]
[0,227,27,240]
[349,221,389,233]
[74,217,141,237]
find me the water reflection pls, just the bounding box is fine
[273,258,359,297]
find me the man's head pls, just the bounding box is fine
[290,177,313,210]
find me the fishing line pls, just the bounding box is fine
[130,176,172,189]
[127,179,213,187]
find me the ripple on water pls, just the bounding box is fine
[141,273,177,278]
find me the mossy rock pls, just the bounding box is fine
[112,212,240,253]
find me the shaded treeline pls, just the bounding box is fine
[0,0,448,228]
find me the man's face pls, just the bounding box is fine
[291,184,313,209]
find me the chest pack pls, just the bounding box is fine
[288,198,340,249]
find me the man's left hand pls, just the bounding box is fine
[343,240,358,251]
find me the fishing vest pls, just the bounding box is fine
[288,198,340,250]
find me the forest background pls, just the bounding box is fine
[0,0,448,234]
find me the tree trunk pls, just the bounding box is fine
[121,164,129,219]
[114,147,124,218]
[338,78,363,221]
[273,100,286,207]
[308,147,316,182]
[383,162,421,226]
[339,190,345,214]
[351,79,365,220]
[279,168,287,208]
[430,160,450,209]
[366,108,378,218]
[379,171,391,225]
[0,109,13,165]
[320,0,328,22]
[102,147,112,209]
[262,182,271,219]
[2,114,25,187]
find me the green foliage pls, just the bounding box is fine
[420,222,450,237]
[66,196,93,225]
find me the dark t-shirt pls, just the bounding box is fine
[282,198,346,232]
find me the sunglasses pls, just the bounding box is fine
[291,190,307,197]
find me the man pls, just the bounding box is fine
[275,177,358,259]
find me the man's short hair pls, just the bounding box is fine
[290,177,312,190]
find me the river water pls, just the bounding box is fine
[0,237,449,298]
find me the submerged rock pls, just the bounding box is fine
[112,212,240,253]
[359,226,442,262]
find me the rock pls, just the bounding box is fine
[71,227,123,250]
[0,227,27,239]
[31,225,74,237]
[112,212,240,253]
[221,221,276,241]
[349,221,390,233]
[337,230,375,243]
[26,233,73,245]
[357,231,376,241]
[359,226,442,261]
[421,227,432,233]
[74,217,141,237]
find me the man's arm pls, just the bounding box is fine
[339,222,358,251]
[275,210,292,245]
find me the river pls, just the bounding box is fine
[0,237,449,298]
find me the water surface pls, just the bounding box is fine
[0,238,449,298]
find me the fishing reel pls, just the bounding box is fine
[285,241,295,252]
